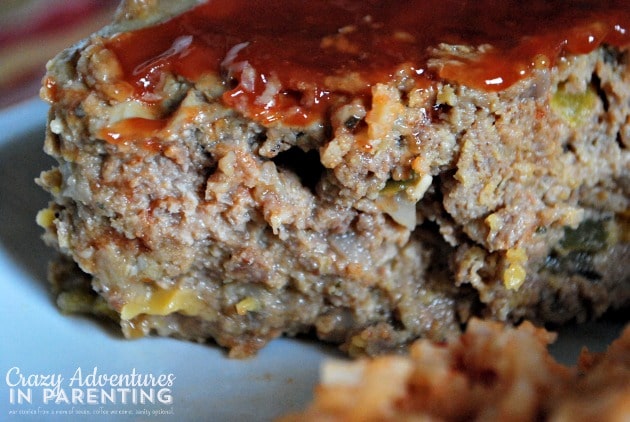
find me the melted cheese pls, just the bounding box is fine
[120,287,205,320]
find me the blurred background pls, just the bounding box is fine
[0,0,119,109]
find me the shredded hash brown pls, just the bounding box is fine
[281,319,630,421]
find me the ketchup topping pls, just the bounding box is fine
[99,117,167,152]
[105,0,630,126]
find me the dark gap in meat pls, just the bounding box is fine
[202,153,218,174]
[433,169,456,206]
[565,141,577,155]
[251,131,269,151]
[198,152,218,199]
[616,131,625,149]
[272,147,325,193]
[220,66,239,89]
[414,220,454,279]
[48,132,62,154]
[431,102,452,121]
[591,73,609,112]
[343,115,363,131]
[433,170,450,200]
[389,311,407,331]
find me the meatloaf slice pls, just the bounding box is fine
[37,0,630,357]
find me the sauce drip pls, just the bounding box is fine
[100,117,167,152]
[106,0,630,125]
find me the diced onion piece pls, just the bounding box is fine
[235,296,260,315]
[376,192,417,229]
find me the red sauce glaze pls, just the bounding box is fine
[99,117,167,152]
[105,0,630,126]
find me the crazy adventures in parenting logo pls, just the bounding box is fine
[5,366,175,412]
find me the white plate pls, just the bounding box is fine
[0,98,625,421]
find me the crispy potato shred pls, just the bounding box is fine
[281,319,630,422]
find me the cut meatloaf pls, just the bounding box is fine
[37,0,630,357]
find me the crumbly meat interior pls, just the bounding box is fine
[280,319,630,422]
[37,2,630,357]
